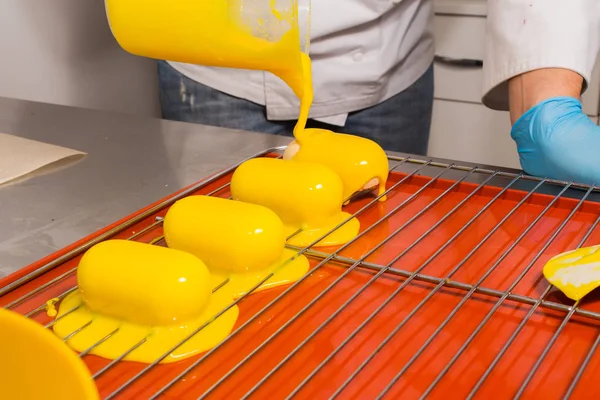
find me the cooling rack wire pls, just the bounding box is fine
[2,148,600,399]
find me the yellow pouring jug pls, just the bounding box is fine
[104,0,311,98]
[0,308,99,400]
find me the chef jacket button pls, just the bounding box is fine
[353,52,364,62]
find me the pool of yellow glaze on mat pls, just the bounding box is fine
[53,286,239,364]
[544,244,600,301]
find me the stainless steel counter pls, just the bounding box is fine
[1,96,596,279]
[0,97,290,277]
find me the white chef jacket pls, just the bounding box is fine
[483,0,600,110]
[169,0,600,125]
[169,0,435,126]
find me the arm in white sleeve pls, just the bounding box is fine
[482,0,600,111]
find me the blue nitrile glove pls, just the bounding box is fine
[511,96,600,186]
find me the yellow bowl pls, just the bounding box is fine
[0,308,99,400]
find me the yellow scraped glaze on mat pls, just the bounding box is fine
[543,244,600,301]
[230,158,360,247]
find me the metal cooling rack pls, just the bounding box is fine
[2,147,600,399]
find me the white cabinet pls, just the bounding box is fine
[429,99,598,170]
[428,0,600,169]
[429,100,519,169]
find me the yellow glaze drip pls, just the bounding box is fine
[285,128,390,202]
[543,244,600,301]
[52,240,238,364]
[294,52,314,142]
[46,298,60,318]
[230,158,360,247]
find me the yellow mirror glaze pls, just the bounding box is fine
[283,129,389,202]
[543,244,600,301]
[164,195,309,299]
[230,158,360,247]
[53,240,238,364]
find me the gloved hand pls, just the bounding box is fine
[511,96,600,186]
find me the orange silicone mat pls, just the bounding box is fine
[2,154,600,399]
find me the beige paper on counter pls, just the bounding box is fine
[0,133,86,186]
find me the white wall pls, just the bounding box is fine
[0,0,160,118]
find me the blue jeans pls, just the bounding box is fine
[158,61,433,155]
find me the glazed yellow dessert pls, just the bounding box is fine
[230,158,360,247]
[53,240,238,364]
[543,244,600,301]
[283,128,390,202]
[163,195,309,298]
